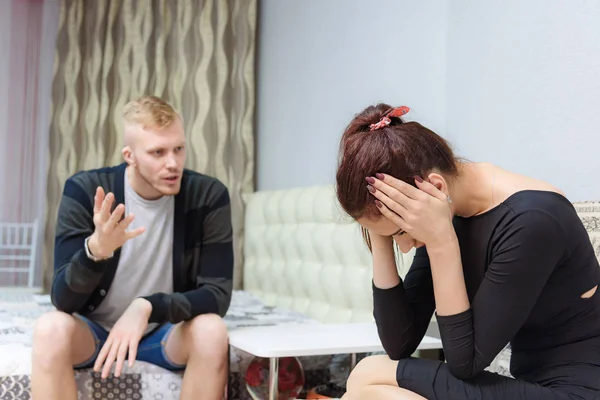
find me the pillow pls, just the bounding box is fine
[573,201,600,262]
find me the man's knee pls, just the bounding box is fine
[33,311,78,349]
[347,355,394,392]
[187,314,229,359]
[32,311,84,369]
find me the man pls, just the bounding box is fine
[31,95,233,400]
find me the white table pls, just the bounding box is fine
[228,322,443,400]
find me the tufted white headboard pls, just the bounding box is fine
[242,185,414,323]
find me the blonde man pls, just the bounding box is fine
[31,96,233,400]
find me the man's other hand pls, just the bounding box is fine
[93,298,152,378]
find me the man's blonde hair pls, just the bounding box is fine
[123,95,180,130]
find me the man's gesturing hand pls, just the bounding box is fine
[94,298,152,378]
[87,186,145,259]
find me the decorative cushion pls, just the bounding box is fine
[573,201,600,262]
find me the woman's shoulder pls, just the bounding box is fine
[503,189,572,215]
[456,189,573,225]
[454,190,577,245]
[487,164,572,221]
[493,164,566,201]
[494,190,588,254]
[454,165,584,244]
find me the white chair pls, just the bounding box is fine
[0,220,38,288]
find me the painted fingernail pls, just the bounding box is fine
[375,200,383,208]
[414,176,423,183]
[365,176,375,184]
[375,173,385,180]
[367,185,376,193]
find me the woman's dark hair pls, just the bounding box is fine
[336,103,459,222]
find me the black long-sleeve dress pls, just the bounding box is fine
[374,190,600,400]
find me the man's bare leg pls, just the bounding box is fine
[31,311,97,400]
[165,314,229,400]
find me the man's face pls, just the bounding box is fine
[126,117,187,197]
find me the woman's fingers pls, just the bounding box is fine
[414,176,449,202]
[366,176,415,212]
[374,199,409,232]
[367,183,409,220]
[374,173,423,200]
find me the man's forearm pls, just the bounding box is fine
[143,283,228,324]
[52,257,106,313]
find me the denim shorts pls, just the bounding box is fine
[73,314,186,371]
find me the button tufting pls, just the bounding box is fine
[243,185,416,323]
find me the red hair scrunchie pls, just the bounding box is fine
[369,106,410,131]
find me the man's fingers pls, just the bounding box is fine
[125,226,146,240]
[128,340,139,368]
[108,203,125,227]
[118,213,135,230]
[102,339,120,379]
[93,187,105,214]
[94,338,112,373]
[99,192,114,222]
[116,213,145,243]
[114,340,129,378]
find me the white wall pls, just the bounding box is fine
[256,0,449,190]
[257,0,600,201]
[446,0,600,201]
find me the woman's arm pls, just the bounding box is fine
[430,211,565,379]
[426,231,469,317]
[371,233,400,288]
[371,233,436,360]
[365,174,565,380]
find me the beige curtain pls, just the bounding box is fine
[44,0,256,291]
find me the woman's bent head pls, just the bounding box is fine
[335,103,459,228]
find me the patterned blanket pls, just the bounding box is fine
[0,290,350,400]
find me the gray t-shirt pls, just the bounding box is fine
[89,173,174,333]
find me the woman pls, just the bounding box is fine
[336,104,600,400]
